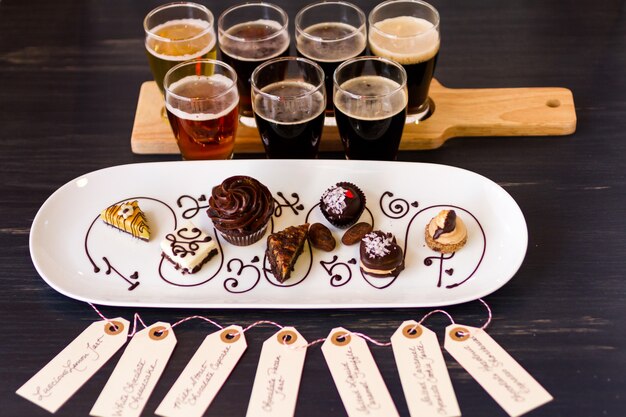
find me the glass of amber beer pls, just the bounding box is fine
[251,57,326,158]
[218,3,290,119]
[295,1,367,114]
[164,59,239,160]
[368,0,439,120]
[144,2,217,95]
[333,56,408,160]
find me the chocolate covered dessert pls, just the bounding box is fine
[100,200,150,241]
[319,182,365,228]
[160,221,218,274]
[359,230,405,278]
[425,209,467,253]
[266,224,309,283]
[207,175,274,246]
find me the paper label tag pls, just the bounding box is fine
[245,327,307,417]
[90,322,177,417]
[16,318,130,413]
[444,325,553,417]
[391,321,461,417]
[322,327,400,417]
[155,325,247,417]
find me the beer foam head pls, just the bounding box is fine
[254,80,325,124]
[219,19,290,61]
[334,75,407,120]
[297,22,367,62]
[369,16,439,65]
[146,18,216,62]
[166,74,238,120]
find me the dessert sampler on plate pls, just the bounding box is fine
[29,160,527,308]
[101,176,468,284]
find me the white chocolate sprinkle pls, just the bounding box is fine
[322,186,348,215]
[117,203,134,220]
[362,232,393,258]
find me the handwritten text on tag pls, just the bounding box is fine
[391,321,461,417]
[16,318,129,413]
[90,322,177,417]
[322,327,400,417]
[156,325,246,417]
[245,327,307,417]
[444,324,553,417]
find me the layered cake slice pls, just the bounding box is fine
[100,200,150,241]
[160,221,218,274]
[266,224,309,283]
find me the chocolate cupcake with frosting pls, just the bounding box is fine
[359,230,405,278]
[207,175,274,246]
[319,182,365,228]
[425,209,467,253]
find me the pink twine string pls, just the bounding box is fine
[87,298,493,344]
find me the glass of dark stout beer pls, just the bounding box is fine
[164,59,239,160]
[368,0,439,120]
[333,56,408,160]
[295,1,366,115]
[251,57,326,158]
[144,2,217,95]
[218,3,290,119]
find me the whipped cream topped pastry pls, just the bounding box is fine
[425,209,467,253]
[160,221,218,274]
[359,230,405,278]
[100,200,150,241]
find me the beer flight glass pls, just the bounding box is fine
[144,2,217,95]
[164,59,239,160]
[218,3,290,119]
[251,57,326,158]
[295,1,366,114]
[333,56,408,160]
[369,0,440,119]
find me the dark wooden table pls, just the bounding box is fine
[1,0,624,416]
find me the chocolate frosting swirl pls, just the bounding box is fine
[360,230,404,272]
[207,176,274,236]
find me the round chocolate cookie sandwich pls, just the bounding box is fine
[359,230,405,278]
[207,175,274,246]
[319,182,365,228]
[425,209,467,253]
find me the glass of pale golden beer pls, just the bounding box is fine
[144,2,217,95]
[164,59,239,160]
[368,0,439,120]
[218,3,290,119]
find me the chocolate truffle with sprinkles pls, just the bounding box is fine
[359,230,405,278]
[319,182,365,228]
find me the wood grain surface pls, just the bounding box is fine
[131,80,576,154]
[1,0,624,416]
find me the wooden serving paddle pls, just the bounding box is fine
[130,79,576,154]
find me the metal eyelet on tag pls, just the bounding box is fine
[149,325,169,341]
[402,324,423,339]
[221,328,241,343]
[330,330,351,346]
[449,326,470,341]
[276,329,298,345]
[104,320,125,336]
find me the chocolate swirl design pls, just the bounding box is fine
[207,176,274,236]
[165,227,211,258]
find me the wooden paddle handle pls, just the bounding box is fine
[400,81,577,150]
